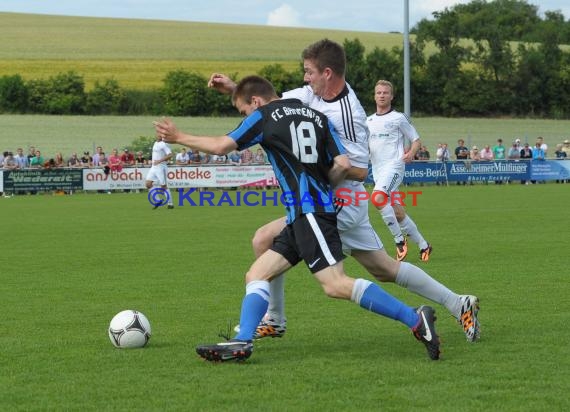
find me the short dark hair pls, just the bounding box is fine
[232,75,277,105]
[302,39,346,77]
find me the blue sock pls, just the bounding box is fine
[354,279,419,328]
[234,280,270,341]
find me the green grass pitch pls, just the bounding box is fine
[1,184,569,411]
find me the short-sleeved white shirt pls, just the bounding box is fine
[152,140,172,167]
[367,109,419,169]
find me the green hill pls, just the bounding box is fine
[0,12,404,89]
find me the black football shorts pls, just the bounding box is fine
[270,212,345,274]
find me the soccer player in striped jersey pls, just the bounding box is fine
[208,39,480,343]
[154,75,440,361]
[367,79,431,262]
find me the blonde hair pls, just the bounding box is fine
[375,80,394,94]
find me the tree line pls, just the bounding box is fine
[0,0,568,118]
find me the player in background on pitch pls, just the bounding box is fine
[367,80,432,262]
[208,39,480,343]
[154,75,441,361]
[146,134,174,209]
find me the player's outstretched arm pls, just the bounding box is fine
[207,73,237,95]
[153,118,237,155]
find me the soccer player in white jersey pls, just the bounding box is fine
[145,134,174,209]
[367,79,432,262]
[208,39,480,343]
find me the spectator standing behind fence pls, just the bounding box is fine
[253,148,266,164]
[520,143,532,159]
[14,148,28,169]
[108,149,122,172]
[555,144,567,160]
[240,148,253,165]
[54,152,65,168]
[470,146,481,161]
[455,139,470,160]
[135,151,147,166]
[531,141,545,184]
[562,139,570,157]
[507,141,520,160]
[27,146,36,163]
[3,152,17,170]
[415,145,430,161]
[537,137,548,157]
[99,152,109,169]
[80,151,92,168]
[212,154,227,164]
[92,146,103,166]
[493,139,506,160]
[492,139,506,184]
[121,149,135,167]
[532,142,545,160]
[520,143,533,184]
[480,145,494,161]
[554,144,567,184]
[29,150,44,168]
[436,143,450,161]
[175,148,190,165]
[228,149,241,165]
[190,151,201,165]
[201,152,211,164]
[68,153,81,168]
[513,138,522,153]
[454,139,469,185]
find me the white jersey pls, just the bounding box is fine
[152,140,172,167]
[367,109,419,168]
[282,84,369,169]
[282,84,383,252]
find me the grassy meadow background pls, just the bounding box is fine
[1,186,569,411]
[0,12,405,90]
[1,114,569,159]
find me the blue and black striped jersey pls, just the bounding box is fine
[228,98,346,223]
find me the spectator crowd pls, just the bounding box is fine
[0,145,270,171]
[3,138,568,172]
[419,137,570,162]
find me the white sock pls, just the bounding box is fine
[166,188,173,206]
[399,215,428,250]
[350,278,372,304]
[267,274,286,322]
[380,205,404,243]
[395,262,461,319]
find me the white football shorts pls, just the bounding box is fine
[145,165,168,186]
[336,181,384,253]
[372,163,404,197]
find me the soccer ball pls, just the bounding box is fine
[108,310,152,348]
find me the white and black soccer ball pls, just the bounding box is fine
[108,310,152,348]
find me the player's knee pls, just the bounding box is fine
[251,227,273,258]
[145,181,153,189]
[371,191,389,209]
